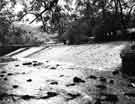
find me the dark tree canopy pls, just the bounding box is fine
[1,0,135,44]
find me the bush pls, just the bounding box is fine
[120,43,135,76]
[92,23,108,42]
[0,16,11,44]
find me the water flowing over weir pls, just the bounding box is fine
[0,41,135,104]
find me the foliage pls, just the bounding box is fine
[1,0,135,44]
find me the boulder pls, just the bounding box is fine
[120,43,135,76]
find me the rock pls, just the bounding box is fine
[124,92,135,97]
[21,95,33,100]
[112,70,119,75]
[120,43,135,76]
[12,85,19,89]
[50,81,58,85]
[26,79,32,82]
[100,93,119,102]
[99,77,107,83]
[32,62,43,66]
[87,75,97,80]
[22,62,32,65]
[4,78,8,81]
[7,73,13,76]
[73,77,85,83]
[15,64,19,67]
[95,84,107,90]
[109,79,114,84]
[59,75,64,77]
[41,92,58,99]
[0,74,4,77]
[66,83,76,87]
[50,66,57,70]
[1,71,7,74]
[66,92,81,100]
[81,94,93,104]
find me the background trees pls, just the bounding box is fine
[1,0,135,44]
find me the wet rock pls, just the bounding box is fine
[73,77,85,83]
[22,62,32,65]
[56,64,60,67]
[109,79,114,84]
[81,93,93,104]
[32,60,38,63]
[50,66,57,70]
[46,60,49,63]
[0,74,4,77]
[95,84,107,90]
[12,85,19,89]
[112,70,119,75]
[21,95,33,100]
[66,92,81,100]
[26,79,32,82]
[1,71,6,74]
[87,75,97,80]
[0,93,9,99]
[4,78,8,81]
[33,62,43,66]
[59,75,64,77]
[100,93,119,102]
[7,73,13,76]
[66,83,76,87]
[41,92,58,99]
[99,77,107,83]
[15,64,19,67]
[50,81,58,85]
[124,92,135,97]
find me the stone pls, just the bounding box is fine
[73,77,85,83]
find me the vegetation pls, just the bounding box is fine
[1,0,135,45]
[120,42,135,75]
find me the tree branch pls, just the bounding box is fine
[29,0,58,24]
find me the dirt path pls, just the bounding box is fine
[0,41,135,104]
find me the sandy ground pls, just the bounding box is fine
[0,41,135,104]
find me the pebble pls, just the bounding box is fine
[67,92,81,100]
[99,77,107,83]
[22,62,32,65]
[0,75,4,77]
[50,67,57,69]
[112,70,119,75]
[95,84,107,90]
[27,79,32,82]
[87,75,97,80]
[1,71,6,73]
[7,73,13,76]
[4,78,8,81]
[59,75,64,77]
[73,77,85,83]
[12,85,19,89]
[50,81,58,85]
[15,65,19,67]
[100,93,119,102]
[66,83,76,87]
[124,92,135,97]
[21,95,33,100]
[109,79,114,84]
[43,92,58,98]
